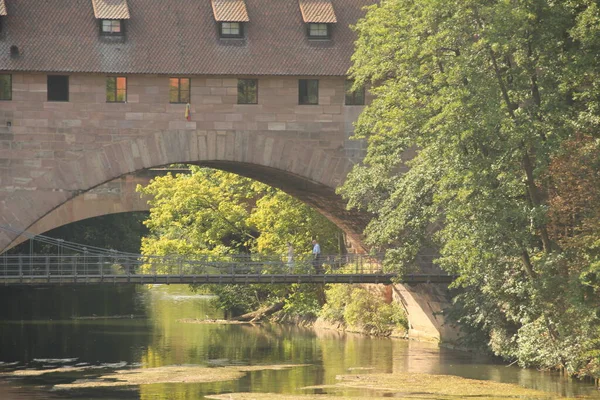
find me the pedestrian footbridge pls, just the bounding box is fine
[0,225,458,344]
[0,225,453,286]
[1,226,454,286]
[0,252,453,286]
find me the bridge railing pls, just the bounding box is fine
[0,253,386,278]
[129,253,385,276]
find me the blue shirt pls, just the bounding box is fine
[312,243,321,255]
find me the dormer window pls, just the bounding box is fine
[92,0,130,37]
[220,22,243,38]
[211,0,249,40]
[299,0,336,40]
[100,19,123,36]
[307,23,329,39]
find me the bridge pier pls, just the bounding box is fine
[392,283,461,344]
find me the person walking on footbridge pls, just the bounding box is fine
[312,239,322,274]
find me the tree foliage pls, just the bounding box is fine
[341,0,600,377]
[138,167,341,257]
[137,167,342,316]
[320,285,408,336]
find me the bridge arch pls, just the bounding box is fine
[0,130,369,252]
[5,173,153,250]
[0,132,457,344]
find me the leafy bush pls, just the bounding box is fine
[281,284,322,317]
[320,285,407,335]
[320,284,353,323]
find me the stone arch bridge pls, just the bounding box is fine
[0,75,455,343]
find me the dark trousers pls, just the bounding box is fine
[313,254,322,274]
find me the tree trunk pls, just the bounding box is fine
[232,301,285,322]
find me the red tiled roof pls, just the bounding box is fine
[92,0,130,20]
[0,0,375,76]
[0,0,7,16]
[211,0,249,22]
[299,0,336,23]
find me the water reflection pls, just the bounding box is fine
[0,284,597,399]
[389,340,592,398]
[0,285,150,366]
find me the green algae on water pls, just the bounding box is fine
[207,372,583,400]
[51,364,307,390]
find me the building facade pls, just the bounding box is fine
[0,0,374,251]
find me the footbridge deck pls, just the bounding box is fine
[0,253,454,286]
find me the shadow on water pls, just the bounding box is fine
[0,285,151,365]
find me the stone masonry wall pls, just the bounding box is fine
[0,73,369,250]
[6,173,153,249]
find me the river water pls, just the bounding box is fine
[0,285,598,399]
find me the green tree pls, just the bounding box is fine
[249,190,342,256]
[138,167,341,258]
[137,166,342,317]
[341,0,600,376]
[320,285,408,336]
[138,168,262,258]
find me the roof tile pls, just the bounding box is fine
[92,0,130,20]
[211,0,249,22]
[0,0,7,16]
[0,0,375,76]
[299,0,337,23]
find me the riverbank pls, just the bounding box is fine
[269,314,408,339]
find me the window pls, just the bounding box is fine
[344,80,365,105]
[100,19,123,36]
[299,79,318,105]
[47,75,69,102]
[106,76,127,102]
[220,22,243,38]
[0,74,11,101]
[307,23,329,39]
[169,78,191,103]
[237,79,257,104]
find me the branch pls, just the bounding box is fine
[196,196,258,241]
[522,150,553,252]
[488,47,554,254]
[438,47,461,56]
[521,250,537,279]
[233,301,286,322]
[488,48,517,118]
[527,39,547,141]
